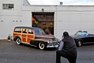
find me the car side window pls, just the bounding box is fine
[14,28,21,33]
[22,28,27,33]
[28,29,33,34]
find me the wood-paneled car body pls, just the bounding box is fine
[73,31,94,47]
[13,26,58,50]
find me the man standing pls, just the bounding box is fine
[56,32,77,63]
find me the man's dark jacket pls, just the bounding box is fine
[62,36,77,57]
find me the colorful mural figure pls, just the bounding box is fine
[32,12,54,35]
[32,16,39,27]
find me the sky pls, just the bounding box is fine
[27,0,94,5]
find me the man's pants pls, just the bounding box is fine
[56,50,77,63]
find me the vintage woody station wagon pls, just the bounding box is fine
[13,26,58,50]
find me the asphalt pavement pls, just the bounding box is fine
[0,40,94,63]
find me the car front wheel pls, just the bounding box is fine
[38,42,45,50]
[77,40,82,47]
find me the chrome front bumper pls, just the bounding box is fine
[46,42,59,48]
[47,45,58,48]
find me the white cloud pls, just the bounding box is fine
[27,0,94,5]
[28,0,58,5]
[63,0,94,5]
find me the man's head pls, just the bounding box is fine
[63,31,69,37]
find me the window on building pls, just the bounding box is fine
[3,4,14,9]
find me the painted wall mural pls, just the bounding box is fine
[32,12,54,35]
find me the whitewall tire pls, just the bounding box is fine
[16,38,21,45]
[38,42,45,50]
[77,41,82,47]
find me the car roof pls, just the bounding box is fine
[14,26,40,29]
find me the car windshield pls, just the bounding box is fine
[33,28,45,35]
[75,31,88,37]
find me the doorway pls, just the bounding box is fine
[32,12,54,35]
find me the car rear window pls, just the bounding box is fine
[14,28,21,33]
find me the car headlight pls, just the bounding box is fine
[47,40,53,43]
[47,40,50,43]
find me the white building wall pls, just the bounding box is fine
[0,0,31,39]
[0,0,94,39]
[55,6,94,39]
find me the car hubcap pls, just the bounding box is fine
[78,41,82,47]
[39,43,45,50]
[16,38,21,45]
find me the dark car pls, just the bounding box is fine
[73,31,94,47]
[13,26,58,50]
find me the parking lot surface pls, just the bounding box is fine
[0,40,94,63]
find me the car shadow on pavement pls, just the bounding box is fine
[83,43,94,46]
[17,43,57,51]
[44,48,57,51]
